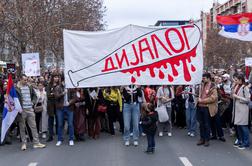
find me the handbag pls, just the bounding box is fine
[34,103,43,113]
[97,104,107,113]
[155,105,169,122]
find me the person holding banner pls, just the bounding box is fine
[54,78,75,146]
[122,85,142,146]
[156,85,174,137]
[103,87,123,136]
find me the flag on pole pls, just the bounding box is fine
[1,75,22,143]
[216,13,252,41]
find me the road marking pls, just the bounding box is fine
[179,157,193,166]
[28,162,38,166]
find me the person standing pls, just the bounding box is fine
[122,85,142,146]
[16,75,46,151]
[103,87,123,135]
[140,103,158,154]
[45,74,59,142]
[232,74,250,150]
[156,85,174,137]
[34,82,48,139]
[183,85,197,137]
[54,78,75,146]
[197,73,218,147]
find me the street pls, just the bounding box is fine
[0,128,252,166]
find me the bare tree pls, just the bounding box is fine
[205,28,252,69]
[0,0,106,67]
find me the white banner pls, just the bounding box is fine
[245,57,252,67]
[64,22,203,88]
[21,53,41,76]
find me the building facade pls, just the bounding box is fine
[202,0,252,47]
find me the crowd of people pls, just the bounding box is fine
[0,67,251,153]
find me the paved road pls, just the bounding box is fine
[0,128,252,166]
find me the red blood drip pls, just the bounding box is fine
[159,70,165,79]
[168,74,174,82]
[171,65,178,77]
[149,68,155,78]
[131,76,136,83]
[121,47,197,83]
[191,64,196,72]
[182,59,191,82]
[136,70,141,77]
[163,63,167,69]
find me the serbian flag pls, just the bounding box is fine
[216,13,252,41]
[1,75,22,143]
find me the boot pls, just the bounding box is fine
[197,139,205,146]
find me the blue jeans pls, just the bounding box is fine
[197,106,211,141]
[123,103,140,141]
[237,125,250,147]
[186,102,197,134]
[147,134,155,150]
[56,107,74,141]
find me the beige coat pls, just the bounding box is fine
[233,85,250,125]
[197,82,218,117]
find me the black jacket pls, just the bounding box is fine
[141,111,158,135]
[122,86,142,104]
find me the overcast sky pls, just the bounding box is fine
[104,0,227,29]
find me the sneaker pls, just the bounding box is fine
[190,133,195,137]
[56,141,62,146]
[69,140,74,146]
[168,132,172,137]
[33,143,46,149]
[133,141,138,146]
[124,141,130,146]
[233,141,240,148]
[142,133,146,136]
[42,133,47,139]
[187,132,191,136]
[21,144,27,151]
[238,145,245,150]
[159,132,163,137]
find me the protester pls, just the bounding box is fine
[156,85,174,137]
[140,103,158,154]
[16,75,46,150]
[34,82,48,139]
[232,74,250,150]
[122,85,142,146]
[45,73,59,142]
[103,87,123,135]
[197,73,218,147]
[183,85,197,137]
[72,88,89,141]
[54,77,75,146]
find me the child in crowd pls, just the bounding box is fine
[140,103,158,154]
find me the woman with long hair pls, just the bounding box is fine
[232,74,250,150]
